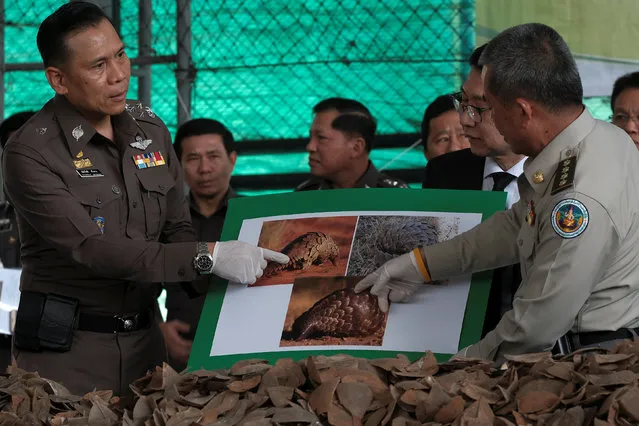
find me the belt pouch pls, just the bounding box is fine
[13,291,46,351]
[37,294,79,352]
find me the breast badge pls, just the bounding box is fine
[551,199,588,238]
[93,216,105,234]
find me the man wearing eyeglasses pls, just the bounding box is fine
[610,72,639,149]
[422,44,526,335]
[356,23,639,363]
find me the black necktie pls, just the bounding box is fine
[490,172,516,192]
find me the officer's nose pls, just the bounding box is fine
[624,118,639,135]
[449,132,469,152]
[109,60,128,84]
[459,107,475,128]
[307,137,317,152]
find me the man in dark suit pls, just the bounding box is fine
[423,44,526,336]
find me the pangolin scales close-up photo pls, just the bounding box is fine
[283,288,386,341]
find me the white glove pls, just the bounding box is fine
[211,241,289,285]
[353,251,425,312]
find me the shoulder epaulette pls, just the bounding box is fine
[125,101,162,125]
[377,175,409,188]
[550,155,577,195]
[295,179,322,192]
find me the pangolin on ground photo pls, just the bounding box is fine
[263,231,340,277]
[282,288,386,341]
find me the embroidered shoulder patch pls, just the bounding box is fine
[551,199,588,238]
[550,156,577,195]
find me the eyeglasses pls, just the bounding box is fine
[610,113,639,125]
[451,92,492,123]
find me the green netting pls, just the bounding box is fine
[4,1,612,184]
[3,0,474,136]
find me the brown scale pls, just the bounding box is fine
[263,231,340,277]
[284,288,385,341]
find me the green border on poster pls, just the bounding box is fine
[188,188,506,371]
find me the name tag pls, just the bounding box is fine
[77,168,104,178]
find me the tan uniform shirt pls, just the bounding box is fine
[3,96,199,314]
[423,109,639,361]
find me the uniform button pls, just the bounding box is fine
[518,239,523,246]
[178,267,186,277]
[112,185,121,195]
[132,201,138,208]
[96,197,102,204]
[159,185,165,190]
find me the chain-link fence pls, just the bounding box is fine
[3,0,474,135]
[1,0,478,189]
[189,0,474,141]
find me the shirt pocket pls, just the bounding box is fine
[71,185,121,236]
[136,169,176,239]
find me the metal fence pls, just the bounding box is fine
[1,0,475,189]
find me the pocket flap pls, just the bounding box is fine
[71,184,120,209]
[136,169,175,195]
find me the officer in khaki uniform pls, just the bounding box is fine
[296,97,408,191]
[355,23,639,363]
[3,2,287,396]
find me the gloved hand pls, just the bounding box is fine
[211,241,289,285]
[353,250,425,312]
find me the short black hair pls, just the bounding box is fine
[313,97,377,151]
[0,111,36,149]
[37,1,112,67]
[611,72,639,111]
[469,44,487,69]
[174,118,236,160]
[480,23,583,111]
[421,94,456,143]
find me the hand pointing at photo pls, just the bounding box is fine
[210,241,289,285]
[354,250,428,312]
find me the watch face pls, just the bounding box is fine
[195,255,214,272]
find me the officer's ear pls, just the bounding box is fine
[228,151,237,171]
[45,66,69,96]
[350,136,366,157]
[514,98,533,128]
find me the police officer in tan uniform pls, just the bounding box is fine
[355,23,639,362]
[3,2,287,396]
[296,97,408,191]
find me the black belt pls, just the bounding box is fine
[77,310,151,333]
[574,328,639,347]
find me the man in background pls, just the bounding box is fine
[296,97,408,190]
[610,71,639,149]
[0,111,34,373]
[0,111,35,269]
[420,94,469,162]
[163,118,238,371]
[422,44,526,334]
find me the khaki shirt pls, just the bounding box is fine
[3,96,199,313]
[423,109,639,361]
[295,161,408,190]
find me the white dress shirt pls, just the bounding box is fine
[482,156,527,209]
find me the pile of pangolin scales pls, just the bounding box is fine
[2,341,639,425]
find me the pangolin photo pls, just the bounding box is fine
[283,288,386,341]
[264,231,340,277]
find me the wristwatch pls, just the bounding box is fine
[193,242,215,275]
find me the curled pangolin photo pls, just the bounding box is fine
[282,288,386,342]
